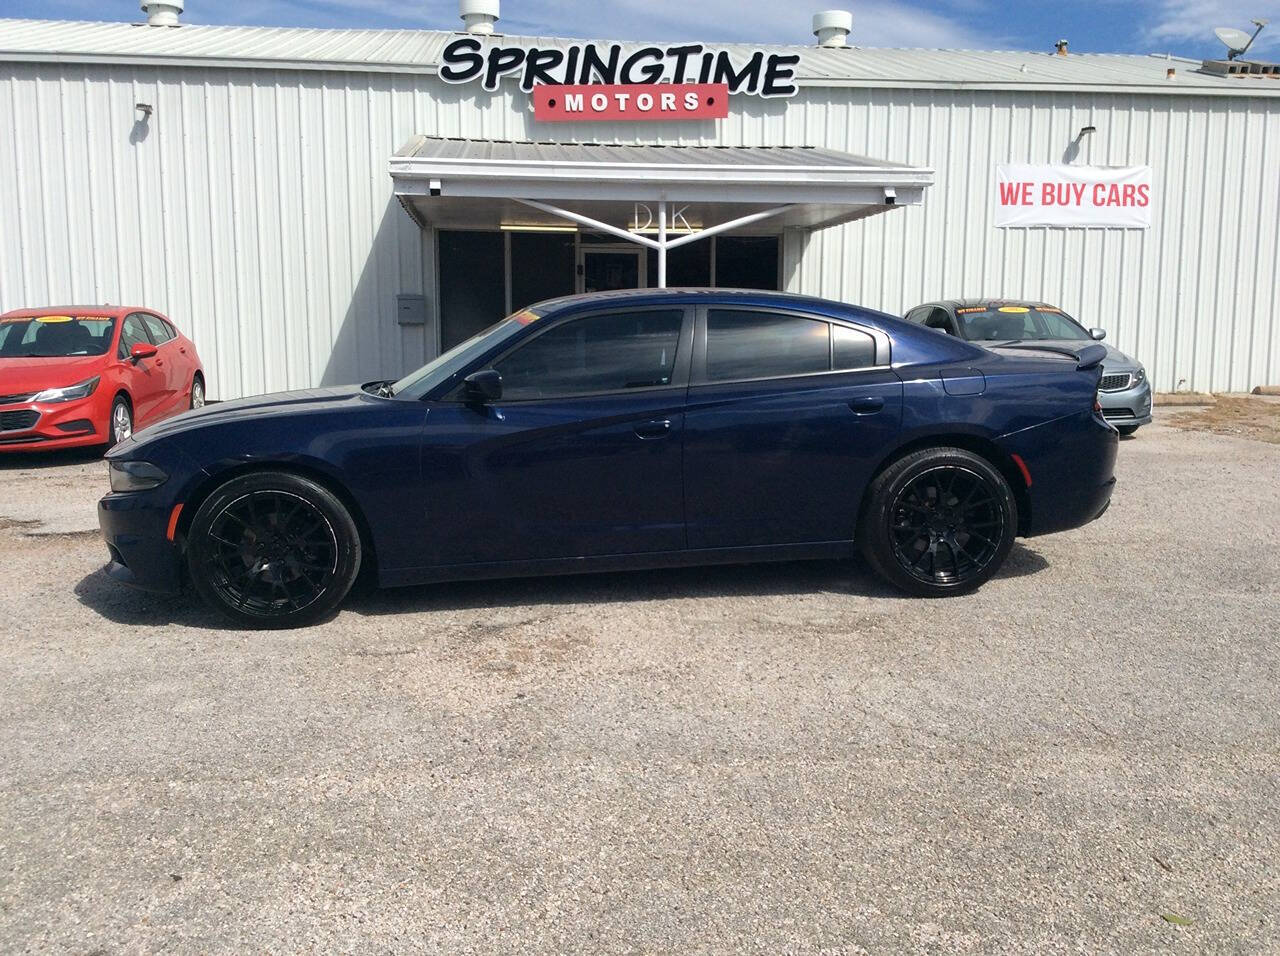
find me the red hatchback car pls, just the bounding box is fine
[0,306,205,452]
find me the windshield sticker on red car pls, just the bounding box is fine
[36,315,74,323]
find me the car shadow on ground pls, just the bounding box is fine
[0,448,104,470]
[352,544,1050,617]
[74,544,1050,629]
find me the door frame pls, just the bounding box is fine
[576,243,648,294]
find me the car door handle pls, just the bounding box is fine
[848,397,885,414]
[634,419,673,440]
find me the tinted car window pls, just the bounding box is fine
[141,314,175,343]
[0,316,116,357]
[118,314,154,358]
[955,305,1092,342]
[833,325,877,370]
[493,309,683,401]
[706,310,831,382]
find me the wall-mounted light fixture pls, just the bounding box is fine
[136,103,153,119]
[499,223,577,233]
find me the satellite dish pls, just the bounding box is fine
[1214,19,1269,60]
[1215,26,1253,56]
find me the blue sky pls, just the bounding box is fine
[5,0,1278,58]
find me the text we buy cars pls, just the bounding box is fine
[993,164,1154,229]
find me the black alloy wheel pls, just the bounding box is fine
[187,471,361,628]
[860,447,1017,597]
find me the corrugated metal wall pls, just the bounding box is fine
[1,60,1277,397]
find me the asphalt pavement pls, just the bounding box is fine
[0,413,1277,952]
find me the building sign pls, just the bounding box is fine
[440,38,800,98]
[532,83,728,122]
[994,165,1153,228]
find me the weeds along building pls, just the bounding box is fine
[1,3,1278,398]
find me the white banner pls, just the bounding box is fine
[994,164,1153,228]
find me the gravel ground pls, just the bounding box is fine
[1,414,1277,953]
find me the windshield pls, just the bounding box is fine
[390,309,544,399]
[953,305,1092,343]
[0,315,117,358]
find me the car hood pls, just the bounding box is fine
[0,355,107,393]
[130,384,368,443]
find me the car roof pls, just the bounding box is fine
[535,287,897,321]
[915,298,1062,311]
[0,305,139,319]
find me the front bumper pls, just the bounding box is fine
[1098,375,1153,428]
[98,491,184,593]
[0,395,106,451]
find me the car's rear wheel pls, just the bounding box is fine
[108,395,133,446]
[860,447,1017,597]
[186,471,361,628]
[190,373,206,410]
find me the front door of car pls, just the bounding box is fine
[683,306,903,550]
[417,306,692,567]
[116,313,165,424]
[139,313,182,414]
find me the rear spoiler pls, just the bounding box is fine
[994,342,1107,370]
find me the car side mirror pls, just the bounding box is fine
[130,342,159,362]
[462,369,502,404]
[1089,328,1107,341]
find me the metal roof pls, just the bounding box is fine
[2,16,1278,96]
[391,136,933,233]
[393,137,908,170]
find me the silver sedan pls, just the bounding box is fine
[904,299,1152,435]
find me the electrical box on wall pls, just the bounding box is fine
[396,294,427,326]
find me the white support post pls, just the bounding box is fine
[657,200,668,289]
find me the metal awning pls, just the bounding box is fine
[389,136,934,286]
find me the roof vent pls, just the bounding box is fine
[1055,38,1069,56]
[813,10,853,48]
[141,1,182,26]
[460,0,500,35]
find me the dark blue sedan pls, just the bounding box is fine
[99,289,1118,628]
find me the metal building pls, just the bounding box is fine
[1,8,1277,398]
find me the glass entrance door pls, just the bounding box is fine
[579,247,645,294]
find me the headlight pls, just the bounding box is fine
[32,376,100,403]
[108,460,168,493]
[1133,367,1146,385]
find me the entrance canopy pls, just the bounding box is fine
[390,136,934,286]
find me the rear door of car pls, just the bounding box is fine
[417,305,693,567]
[116,313,165,423]
[682,305,903,550]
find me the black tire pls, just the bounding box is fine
[190,373,206,410]
[1116,424,1140,436]
[186,471,362,628]
[859,447,1017,597]
[108,394,133,446]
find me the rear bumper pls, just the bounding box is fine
[1004,411,1119,537]
[98,492,184,593]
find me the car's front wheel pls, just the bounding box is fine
[860,447,1017,597]
[108,395,133,446]
[186,471,362,628]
